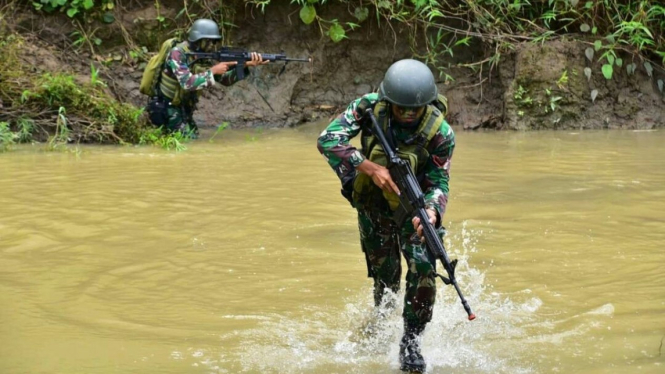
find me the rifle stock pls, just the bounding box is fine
[365,108,476,321]
[186,48,311,79]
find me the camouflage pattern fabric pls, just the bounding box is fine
[358,206,441,326]
[317,93,455,219]
[164,105,196,133]
[317,93,456,328]
[158,43,248,133]
[163,45,242,93]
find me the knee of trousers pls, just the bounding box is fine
[405,250,436,278]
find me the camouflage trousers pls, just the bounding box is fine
[165,106,198,135]
[357,207,441,327]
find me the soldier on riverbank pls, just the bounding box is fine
[141,19,268,136]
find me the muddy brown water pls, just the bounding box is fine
[1,125,664,374]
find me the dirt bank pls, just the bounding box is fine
[4,1,664,131]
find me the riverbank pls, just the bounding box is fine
[1,0,663,147]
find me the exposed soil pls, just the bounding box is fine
[4,1,664,131]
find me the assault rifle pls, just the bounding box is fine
[186,48,311,79]
[364,108,476,321]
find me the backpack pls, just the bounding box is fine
[432,94,448,118]
[139,38,179,96]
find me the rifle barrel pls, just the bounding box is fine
[186,52,311,63]
[283,57,312,62]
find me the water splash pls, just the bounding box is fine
[193,221,614,373]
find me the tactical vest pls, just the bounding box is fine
[353,101,444,210]
[159,41,192,106]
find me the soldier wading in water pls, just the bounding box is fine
[317,59,455,373]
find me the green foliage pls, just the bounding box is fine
[327,22,346,42]
[71,28,101,53]
[89,63,106,87]
[242,0,662,86]
[513,85,533,106]
[208,122,229,143]
[32,0,115,18]
[0,118,38,151]
[299,5,317,24]
[46,106,71,150]
[556,70,568,89]
[460,0,663,79]
[545,90,563,113]
[244,0,358,43]
[0,122,17,152]
[138,128,190,152]
[0,32,149,146]
[25,0,665,83]
[601,64,613,80]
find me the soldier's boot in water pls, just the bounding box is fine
[358,295,397,339]
[399,321,426,373]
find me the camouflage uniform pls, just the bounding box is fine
[157,41,248,133]
[317,92,455,327]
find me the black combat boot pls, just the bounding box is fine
[399,321,426,373]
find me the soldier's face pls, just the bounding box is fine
[199,39,219,52]
[392,105,425,124]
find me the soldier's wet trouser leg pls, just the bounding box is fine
[166,106,197,135]
[166,106,187,133]
[398,220,439,373]
[400,219,438,326]
[357,209,401,307]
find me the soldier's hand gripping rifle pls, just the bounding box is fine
[186,48,312,79]
[364,108,476,321]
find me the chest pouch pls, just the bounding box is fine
[353,144,418,211]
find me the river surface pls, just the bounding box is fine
[1,126,664,374]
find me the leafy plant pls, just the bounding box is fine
[89,63,106,87]
[32,0,95,18]
[556,70,569,89]
[549,96,563,113]
[71,25,101,54]
[209,122,229,143]
[46,106,71,151]
[138,127,190,151]
[17,117,34,143]
[513,85,533,106]
[0,122,17,151]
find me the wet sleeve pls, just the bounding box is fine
[422,121,455,219]
[316,97,368,183]
[165,48,216,92]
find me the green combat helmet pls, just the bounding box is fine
[379,59,438,108]
[188,19,222,42]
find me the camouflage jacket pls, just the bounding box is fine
[163,42,249,94]
[317,93,456,218]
